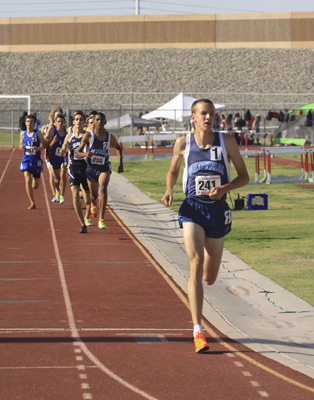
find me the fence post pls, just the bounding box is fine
[266,151,271,184]
[11,110,14,148]
[305,152,309,181]
[129,93,133,136]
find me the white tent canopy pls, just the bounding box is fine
[142,93,226,122]
[106,113,162,130]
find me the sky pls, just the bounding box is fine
[0,0,313,19]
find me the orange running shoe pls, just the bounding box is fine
[91,206,97,218]
[194,331,209,354]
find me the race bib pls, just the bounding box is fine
[55,146,61,156]
[73,147,80,160]
[195,175,221,195]
[91,154,106,165]
[25,146,35,155]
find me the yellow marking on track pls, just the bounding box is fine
[109,206,314,395]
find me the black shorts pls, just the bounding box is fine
[24,169,41,179]
[68,164,89,191]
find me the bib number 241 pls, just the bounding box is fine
[195,175,221,195]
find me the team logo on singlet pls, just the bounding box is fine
[188,161,224,177]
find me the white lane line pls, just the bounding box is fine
[72,346,93,400]
[0,148,15,184]
[0,366,98,370]
[42,173,158,400]
[81,383,90,390]
[231,356,268,397]
[234,361,244,367]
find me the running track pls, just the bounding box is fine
[0,148,313,399]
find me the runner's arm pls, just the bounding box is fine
[35,130,48,151]
[209,134,249,200]
[19,132,24,151]
[59,133,70,157]
[110,134,123,173]
[161,136,185,207]
[75,132,92,158]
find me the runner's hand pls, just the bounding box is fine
[161,192,173,207]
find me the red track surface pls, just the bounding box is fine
[1,148,314,399]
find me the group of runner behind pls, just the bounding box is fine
[19,108,123,233]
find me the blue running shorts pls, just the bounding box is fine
[86,163,111,183]
[178,197,232,238]
[20,156,43,178]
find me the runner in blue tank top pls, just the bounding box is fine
[19,113,47,209]
[162,99,249,354]
[45,113,68,204]
[76,112,123,230]
[42,107,63,202]
[59,111,92,233]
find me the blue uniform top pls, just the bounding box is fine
[86,130,111,172]
[19,130,43,175]
[21,130,41,161]
[49,127,67,166]
[182,132,230,204]
[68,127,86,167]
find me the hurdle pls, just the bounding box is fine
[240,149,261,184]
[119,135,148,161]
[306,148,314,182]
[261,146,310,184]
[151,133,178,160]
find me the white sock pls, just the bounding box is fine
[193,324,204,338]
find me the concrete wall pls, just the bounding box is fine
[0,12,314,52]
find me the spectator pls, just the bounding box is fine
[253,114,262,144]
[220,114,227,131]
[137,113,144,135]
[213,113,220,130]
[226,114,233,132]
[161,118,168,132]
[34,113,41,131]
[19,111,27,133]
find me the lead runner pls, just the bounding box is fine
[161,99,249,353]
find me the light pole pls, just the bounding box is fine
[135,0,139,15]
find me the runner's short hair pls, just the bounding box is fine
[191,99,215,114]
[95,112,106,121]
[86,115,95,124]
[73,110,85,119]
[25,113,37,123]
[55,113,65,121]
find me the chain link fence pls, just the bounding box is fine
[1,92,313,145]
